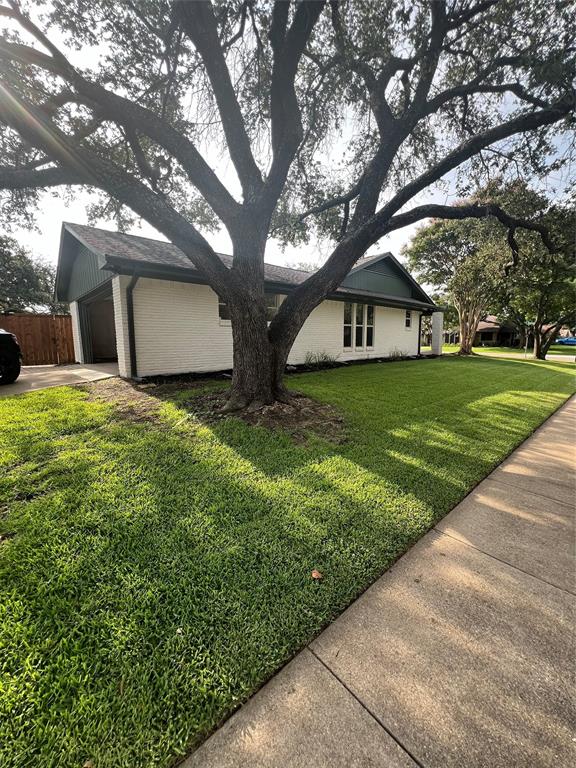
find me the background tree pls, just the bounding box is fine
[0,1,573,408]
[430,293,459,343]
[404,218,505,353]
[494,201,575,358]
[0,235,66,313]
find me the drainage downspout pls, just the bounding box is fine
[126,274,139,379]
[417,312,423,356]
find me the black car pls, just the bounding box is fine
[0,328,22,384]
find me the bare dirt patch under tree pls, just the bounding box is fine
[83,376,347,443]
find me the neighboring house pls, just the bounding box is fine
[443,315,519,347]
[475,315,518,346]
[55,223,442,379]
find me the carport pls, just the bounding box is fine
[76,282,117,363]
[55,224,120,366]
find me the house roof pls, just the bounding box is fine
[56,223,438,311]
[477,315,515,332]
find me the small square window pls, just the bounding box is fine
[218,297,231,321]
[265,293,279,322]
[405,310,412,329]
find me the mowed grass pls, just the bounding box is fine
[0,357,574,767]
[430,343,576,357]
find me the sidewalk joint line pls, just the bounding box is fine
[306,647,426,768]
[432,529,576,597]
[482,475,575,504]
[483,477,575,507]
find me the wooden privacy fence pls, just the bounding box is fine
[0,313,75,365]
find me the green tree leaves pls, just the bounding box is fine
[0,236,67,313]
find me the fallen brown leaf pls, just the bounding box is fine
[311,569,323,581]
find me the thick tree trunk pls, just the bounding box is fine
[533,331,546,360]
[224,307,299,411]
[225,301,275,411]
[458,312,475,355]
[534,324,559,361]
[223,226,305,411]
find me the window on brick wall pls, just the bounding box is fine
[219,293,279,323]
[343,302,353,348]
[343,302,375,350]
[366,304,374,348]
[355,303,365,347]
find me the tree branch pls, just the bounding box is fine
[0,165,84,188]
[174,0,263,200]
[381,202,557,255]
[426,79,551,115]
[0,79,239,296]
[368,96,575,234]
[262,0,326,215]
[296,177,364,223]
[0,34,240,225]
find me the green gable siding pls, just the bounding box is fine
[341,261,414,298]
[67,245,111,301]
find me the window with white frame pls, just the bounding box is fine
[405,310,412,329]
[265,292,280,321]
[355,303,365,348]
[366,304,374,347]
[343,302,353,348]
[218,296,231,322]
[343,302,375,350]
[219,292,279,323]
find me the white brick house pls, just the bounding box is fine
[55,223,442,379]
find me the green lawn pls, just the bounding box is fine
[1,357,574,767]
[429,343,576,356]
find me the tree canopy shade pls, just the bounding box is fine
[0,0,574,407]
[494,201,576,359]
[404,181,576,357]
[404,216,505,354]
[0,234,65,313]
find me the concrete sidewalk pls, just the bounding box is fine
[185,396,575,768]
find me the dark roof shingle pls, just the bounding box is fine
[64,223,311,286]
[61,223,437,310]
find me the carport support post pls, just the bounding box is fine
[431,311,443,355]
[69,301,85,364]
[112,274,138,379]
[126,274,139,378]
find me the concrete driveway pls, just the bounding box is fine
[0,362,119,396]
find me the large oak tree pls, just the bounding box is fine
[0,0,573,408]
[494,200,576,358]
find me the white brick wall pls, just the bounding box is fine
[113,277,421,377]
[289,299,420,364]
[132,279,234,377]
[69,301,84,363]
[112,275,132,378]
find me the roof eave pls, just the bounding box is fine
[104,256,438,312]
